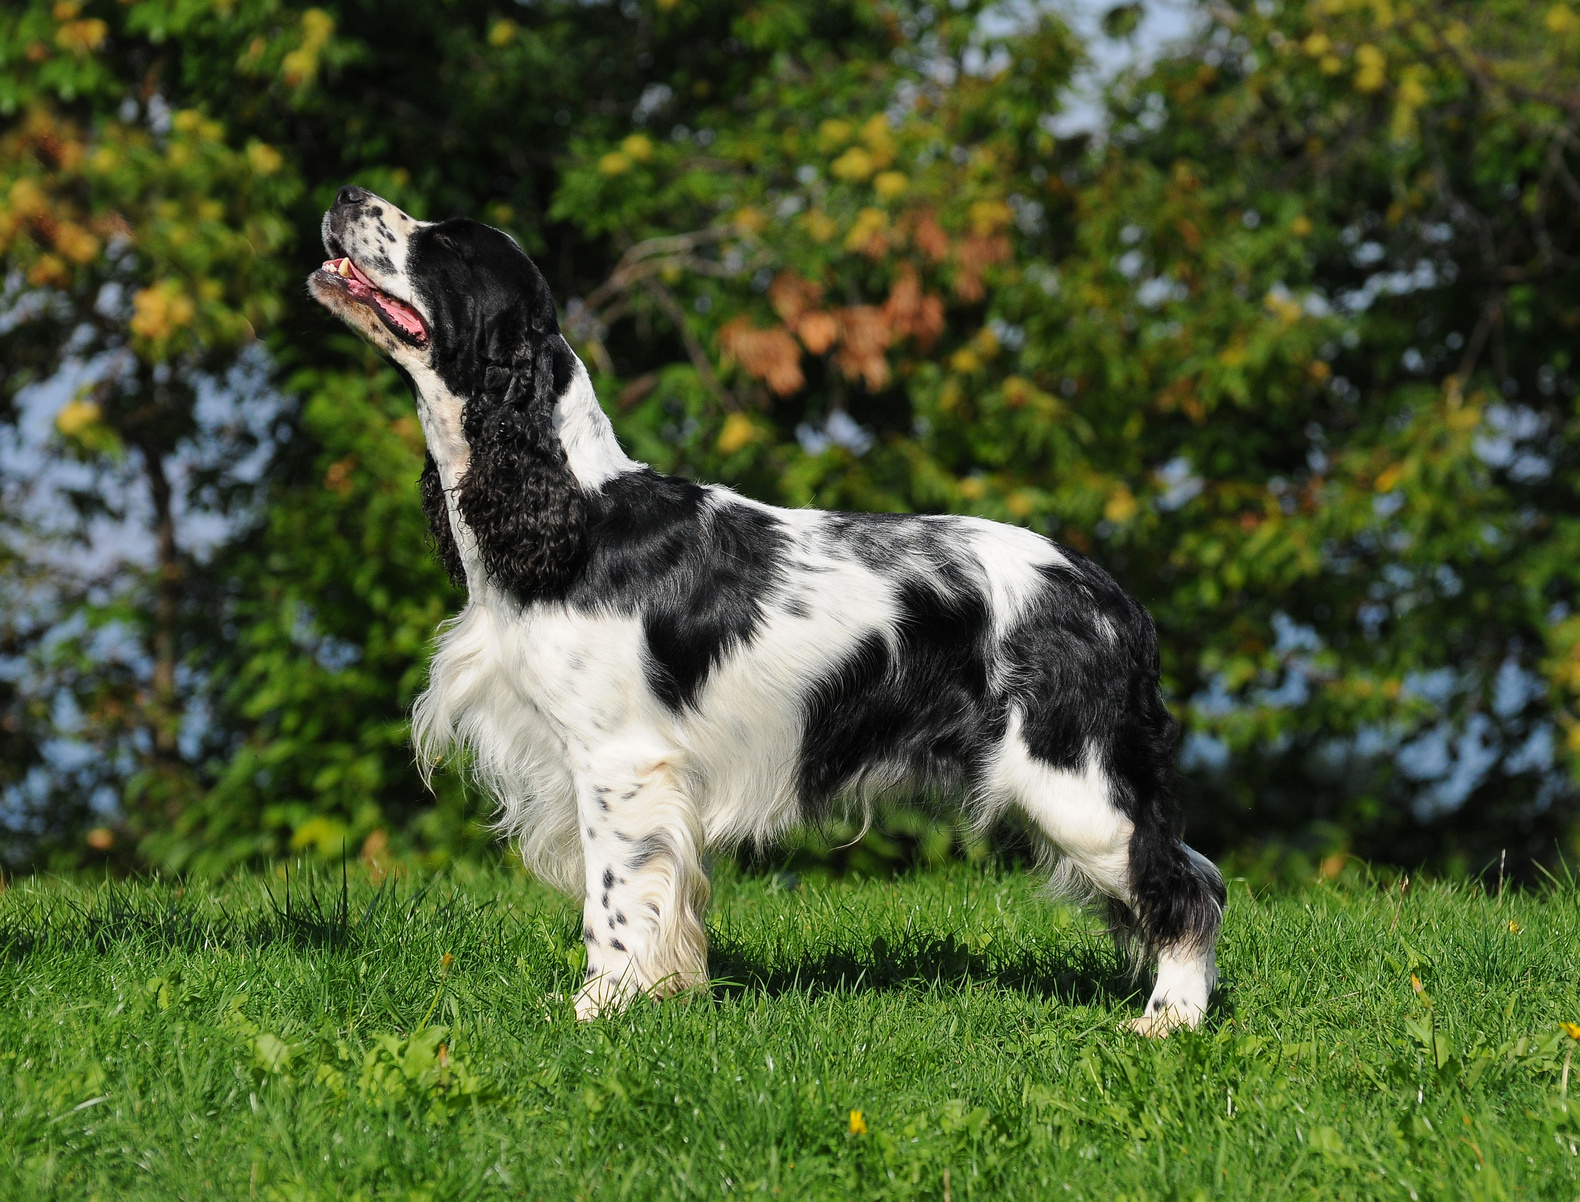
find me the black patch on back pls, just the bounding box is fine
[568,471,788,710]
[796,543,1000,812]
[821,510,954,573]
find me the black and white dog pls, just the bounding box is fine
[309,186,1225,1033]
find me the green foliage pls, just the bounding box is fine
[2,862,1580,1196]
[2,0,1579,876]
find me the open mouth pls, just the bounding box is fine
[318,256,429,345]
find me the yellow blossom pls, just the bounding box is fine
[831,146,875,182]
[1104,486,1139,524]
[802,210,837,243]
[9,177,49,218]
[621,134,654,162]
[55,18,107,55]
[1355,45,1386,93]
[873,170,908,200]
[53,222,99,264]
[56,398,101,438]
[1562,1022,1580,1040]
[28,255,68,287]
[817,119,852,151]
[848,1110,867,1135]
[733,206,767,234]
[282,8,334,87]
[843,206,887,253]
[969,199,1012,236]
[717,413,758,455]
[130,281,197,342]
[599,152,632,176]
[247,142,284,175]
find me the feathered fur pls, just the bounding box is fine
[308,186,1225,1032]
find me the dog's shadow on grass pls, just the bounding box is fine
[706,928,1149,1011]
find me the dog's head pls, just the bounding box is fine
[309,186,585,602]
[309,185,567,389]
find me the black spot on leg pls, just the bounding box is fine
[616,912,627,924]
[610,939,627,952]
[620,789,637,800]
[601,892,610,908]
[628,835,667,871]
[583,927,596,944]
[607,916,616,930]
[587,826,596,838]
[602,867,615,889]
[595,785,611,795]
[597,796,609,812]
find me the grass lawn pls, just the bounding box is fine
[1,858,1578,1200]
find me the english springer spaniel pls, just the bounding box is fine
[309,186,1225,1034]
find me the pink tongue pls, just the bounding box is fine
[371,293,427,340]
[321,258,427,341]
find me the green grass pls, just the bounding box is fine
[2,860,1578,1200]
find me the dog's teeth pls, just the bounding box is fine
[337,258,352,277]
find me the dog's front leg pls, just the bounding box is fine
[572,747,710,1020]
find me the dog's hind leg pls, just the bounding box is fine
[1120,840,1223,1036]
[572,742,710,1021]
[988,709,1224,1036]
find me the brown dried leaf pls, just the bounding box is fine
[768,271,823,323]
[718,317,805,396]
[882,263,945,349]
[795,311,838,355]
[908,209,950,262]
[832,306,893,391]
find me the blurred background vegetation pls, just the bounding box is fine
[3,0,1579,885]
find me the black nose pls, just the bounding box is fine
[336,185,369,206]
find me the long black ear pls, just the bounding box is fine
[418,453,465,588]
[455,329,586,602]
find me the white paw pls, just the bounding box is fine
[574,971,634,1021]
[1126,1003,1203,1038]
[573,988,605,1022]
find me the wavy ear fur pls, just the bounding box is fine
[418,453,465,588]
[456,330,586,602]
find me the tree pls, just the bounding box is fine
[554,0,1580,877]
[5,0,1577,880]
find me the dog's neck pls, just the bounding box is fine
[406,348,639,497]
[552,354,641,490]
